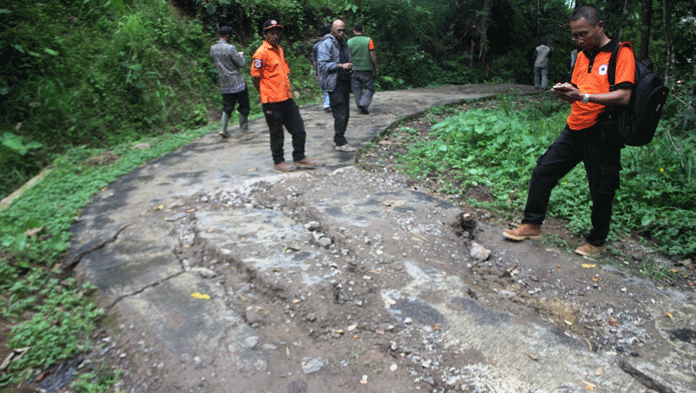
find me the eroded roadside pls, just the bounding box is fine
[76,166,694,393]
[56,86,695,393]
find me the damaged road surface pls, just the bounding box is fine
[66,86,695,393]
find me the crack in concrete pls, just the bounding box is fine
[104,270,186,312]
[619,359,677,393]
[62,224,131,271]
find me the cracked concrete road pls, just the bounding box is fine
[66,85,696,393]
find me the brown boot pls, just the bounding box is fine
[502,223,541,241]
[574,243,603,258]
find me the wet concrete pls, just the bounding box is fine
[67,85,695,393]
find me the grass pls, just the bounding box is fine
[394,92,696,261]
[0,123,217,390]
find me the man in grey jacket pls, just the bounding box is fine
[210,26,250,138]
[317,19,355,152]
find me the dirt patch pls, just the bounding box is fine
[357,94,696,290]
[18,87,694,392]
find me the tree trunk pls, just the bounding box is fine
[478,0,493,62]
[639,0,652,60]
[617,0,629,41]
[662,0,672,83]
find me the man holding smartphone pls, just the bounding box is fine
[503,5,635,258]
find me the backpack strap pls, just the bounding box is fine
[608,41,632,92]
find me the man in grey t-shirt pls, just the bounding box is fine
[210,26,250,137]
[533,38,552,90]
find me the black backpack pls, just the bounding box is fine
[607,42,669,146]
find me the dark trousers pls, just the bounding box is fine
[329,80,351,146]
[352,71,375,109]
[522,124,622,246]
[222,88,250,116]
[261,99,306,165]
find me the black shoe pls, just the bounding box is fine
[324,107,332,113]
[358,106,369,115]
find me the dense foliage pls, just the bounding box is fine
[2,0,695,198]
[0,0,694,389]
[399,92,696,259]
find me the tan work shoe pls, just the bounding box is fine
[273,162,294,173]
[502,223,541,241]
[574,243,603,258]
[294,157,324,168]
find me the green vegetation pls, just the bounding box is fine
[0,0,694,390]
[397,89,696,260]
[0,125,213,389]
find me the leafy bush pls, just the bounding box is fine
[0,124,214,388]
[0,132,43,197]
[398,94,696,259]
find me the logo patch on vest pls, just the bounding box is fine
[254,59,262,69]
[598,64,608,75]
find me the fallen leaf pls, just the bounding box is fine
[155,204,165,210]
[385,298,397,305]
[583,380,595,391]
[582,264,597,268]
[23,227,43,237]
[191,292,210,300]
[591,277,599,282]
[347,324,358,331]
[292,299,301,304]
[665,311,673,319]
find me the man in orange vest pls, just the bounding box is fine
[251,20,323,172]
[503,6,635,258]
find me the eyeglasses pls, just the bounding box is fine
[337,29,346,32]
[571,25,595,41]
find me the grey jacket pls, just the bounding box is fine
[210,40,247,94]
[317,34,351,92]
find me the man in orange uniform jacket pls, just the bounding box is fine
[251,20,323,172]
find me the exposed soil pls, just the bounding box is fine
[6,88,695,392]
[357,94,696,290]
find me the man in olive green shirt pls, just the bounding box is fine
[347,24,379,115]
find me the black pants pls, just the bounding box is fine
[329,80,351,146]
[262,99,306,165]
[222,88,250,116]
[522,124,622,246]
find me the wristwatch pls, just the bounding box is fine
[581,93,590,104]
